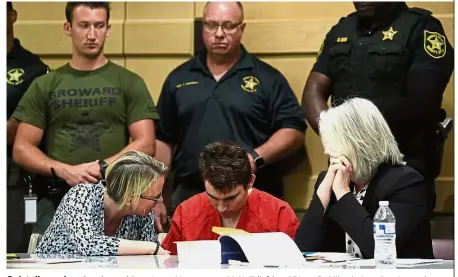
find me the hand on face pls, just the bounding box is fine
[152,202,168,233]
[317,159,344,209]
[316,156,353,209]
[331,156,352,200]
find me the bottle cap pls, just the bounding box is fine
[379,201,389,206]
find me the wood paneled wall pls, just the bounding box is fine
[13,2,454,212]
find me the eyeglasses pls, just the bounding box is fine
[140,192,163,203]
[203,21,243,33]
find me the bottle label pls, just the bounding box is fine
[373,222,396,235]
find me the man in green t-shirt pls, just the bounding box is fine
[11,2,159,234]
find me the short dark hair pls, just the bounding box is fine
[65,2,111,24]
[7,2,13,11]
[199,140,251,193]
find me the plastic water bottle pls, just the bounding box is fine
[373,201,397,267]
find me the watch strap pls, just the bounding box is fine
[250,150,265,170]
[153,242,160,255]
[249,150,260,160]
[98,160,108,180]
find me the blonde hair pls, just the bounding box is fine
[319,98,405,183]
[105,151,168,208]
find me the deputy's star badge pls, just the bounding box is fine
[241,76,260,93]
[382,27,398,41]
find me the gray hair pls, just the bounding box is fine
[319,98,405,183]
[105,151,168,209]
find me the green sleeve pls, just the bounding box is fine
[11,78,47,130]
[126,77,159,125]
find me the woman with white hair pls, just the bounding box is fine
[35,151,170,256]
[295,98,433,259]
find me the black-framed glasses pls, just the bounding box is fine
[140,192,163,203]
[203,20,243,33]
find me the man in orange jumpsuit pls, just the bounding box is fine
[162,141,299,255]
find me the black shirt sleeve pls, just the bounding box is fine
[409,16,454,76]
[269,73,307,134]
[294,171,327,252]
[7,62,49,119]
[373,16,454,130]
[311,20,341,77]
[155,77,179,144]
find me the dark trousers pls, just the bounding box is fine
[425,176,436,214]
[7,186,32,253]
[6,156,31,253]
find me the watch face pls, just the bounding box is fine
[254,157,264,167]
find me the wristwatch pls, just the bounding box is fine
[153,242,160,255]
[250,150,265,170]
[98,160,108,180]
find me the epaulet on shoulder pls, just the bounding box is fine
[338,11,357,24]
[408,7,433,17]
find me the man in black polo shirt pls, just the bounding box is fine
[7,1,49,252]
[301,2,454,212]
[155,1,307,218]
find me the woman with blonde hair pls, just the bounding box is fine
[35,151,170,256]
[295,98,433,259]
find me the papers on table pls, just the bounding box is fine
[220,232,305,267]
[174,228,445,269]
[7,258,83,265]
[175,228,305,268]
[305,252,360,263]
[304,253,444,268]
[345,258,444,267]
[174,240,222,268]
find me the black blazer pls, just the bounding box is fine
[295,164,434,259]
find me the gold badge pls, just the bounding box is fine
[424,30,446,59]
[241,76,260,93]
[382,27,398,41]
[337,37,348,43]
[7,68,24,85]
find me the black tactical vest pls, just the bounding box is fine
[328,8,431,105]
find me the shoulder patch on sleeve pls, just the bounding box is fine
[424,30,447,59]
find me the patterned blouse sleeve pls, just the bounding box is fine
[138,210,158,242]
[65,185,120,256]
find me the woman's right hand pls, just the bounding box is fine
[317,159,345,211]
[155,245,171,255]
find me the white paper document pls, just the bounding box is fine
[346,258,443,267]
[220,232,305,267]
[308,252,361,263]
[175,240,222,267]
[7,258,83,265]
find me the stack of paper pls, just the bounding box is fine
[220,232,306,267]
[175,228,306,268]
